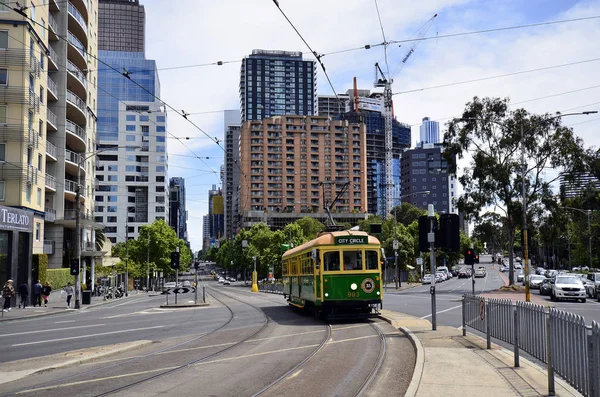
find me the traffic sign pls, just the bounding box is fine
[393,239,399,250]
[479,299,486,321]
[416,258,423,265]
[164,287,195,295]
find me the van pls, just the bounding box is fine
[437,266,452,278]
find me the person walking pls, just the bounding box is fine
[18,282,29,309]
[2,279,15,312]
[32,280,42,307]
[41,282,52,307]
[64,282,74,308]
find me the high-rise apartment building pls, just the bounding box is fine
[419,117,440,145]
[169,177,187,242]
[223,110,241,239]
[96,0,168,243]
[400,143,458,214]
[239,115,368,229]
[208,184,224,240]
[317,94,349,118]
[559,173,600,198]
[240,50,316,122]
[98,0,145,53]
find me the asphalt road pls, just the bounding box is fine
[384,254,600,328]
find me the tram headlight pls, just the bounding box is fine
[376,291,380,295]
[325,293,329,297]
[350,283,358,291]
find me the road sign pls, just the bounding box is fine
[164,287,196,295]
[416,258,423,265]
[393,239,399,250]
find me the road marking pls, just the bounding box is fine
[421,304,462,319]
[11,326,164,347]
[287,369,303,379]
[331,324,369,331]
[54,320,76,324]
[328,335,377,344]
[100,297,148,309]
[0,324,103,338]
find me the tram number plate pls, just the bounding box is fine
[348,291,360,298]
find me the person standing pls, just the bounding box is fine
[2,280,15,312]
[18,282,29,309]
[41,282,52,307]
[64,282,74,308]
[32,280,42,307]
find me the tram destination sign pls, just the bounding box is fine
[334,236,368,245]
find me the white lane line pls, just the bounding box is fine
[100,297,147,308]
[1,324,103,338]
[54,320,76,324]
[421,304,462,319]
[11,326,164,347]
[287,369,303,379]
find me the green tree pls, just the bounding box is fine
[295,217,325,240]
[445,97,586,284]
[472,212,507,256]
[391,202,426,227]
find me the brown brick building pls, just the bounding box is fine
[239,115,368,228]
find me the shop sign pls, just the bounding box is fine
[0,205,34,232]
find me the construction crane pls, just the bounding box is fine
[374,14,437,218]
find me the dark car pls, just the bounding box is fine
[539,278,553,296]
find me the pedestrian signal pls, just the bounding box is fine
[70,259,80,276]
[170,251,180,270]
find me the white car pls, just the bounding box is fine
[422,274,432,284]
[514,263,523,270]
[551,276,586,302]
[517,271,524,283]
[436,272,446,282]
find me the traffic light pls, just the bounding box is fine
[437,214,460,253]
[70,259,80,276]
[170,251,180,270]
[464,249,475,265]
[475,254,480,264]
[193,261,199,270]
[369,223,382,234]
[418,215,438,252]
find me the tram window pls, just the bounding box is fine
[366,251,379,270]
[324,251,340,271]
[343,250,363,270]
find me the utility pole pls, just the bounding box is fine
[74,156,82,309]
[428,204,437,331]
[146,233,150,291]
[521,124,530,302]
[125,213,129,297]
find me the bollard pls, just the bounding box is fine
[513,307,520,368]
[486,301,491,349]
[203,286,206,303]
[461,297,466,337]
[165,289,168,306]
[546,311,555,396]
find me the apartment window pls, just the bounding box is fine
[157,116,165,122]
[156,146,165,152]
[0,143,5,162]
[38,120,43,137]
[156,186,165,192]
[126,125,136,131]
[26,184,31,203]
[0,31,7,49]
[36,187,41,205]
[107,217,117,223]
[126,115,136,121]
[0,2,9,11]
[156,126,165,132]
[125,165,135,172]
[95,196,104,202]
[27,147,32,166]
[35,222,40,241]
[37,154,42,171]
[40,19,45,39]
[141,125,149,134]
[0,181,4,200]
[107,165,118,171]
[126,135,136,142]
[140,115,149,122]
[107,206,117,213]
[156,166,165,172]
[155,206,165,213]
[95,206,104,212]
[156,176,164,182]
[39,86,43,104]
[156,136,165,142]
[107,175,118,182]
[107,196,117,202]
[0,105,6,124]
[156,196,165,203]
[0,68,6,85]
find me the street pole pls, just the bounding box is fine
[125,214,129,297]
[251,255,258,292]
[588,210,592,270]
[567,226,572,270]
[428,204,437,331]
[74,155,82,309]
[146,233,150,291]
[394,205,399,289]
[521,124,531,302]
[175,246,180,304]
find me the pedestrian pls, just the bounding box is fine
[2,279,15,312]
[64,282,74,308]
[33,279,42,307]
[18,282,29,309]
[41,282,52,307]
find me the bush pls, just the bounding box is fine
[46,268,72,290]
[33,254,49,284]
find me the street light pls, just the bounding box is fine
[74,146,139,309]
[392,190,430,289]
[454,111,597,302]
[563,206,592,271]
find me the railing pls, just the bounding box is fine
[45,174,56,190]
[67,60,87,88]
[462,294,600,397]
[66,119,87,142]
[27,165,38,184]
[47,76,58,98]
[48,13,59,34]
[258,282,284,294]
[27,127,39,148]
[43,240,55,255]
[68,2,88,35]
[47,108,58,127]
[48,45,58,66]
[44,208,56,222]
[67,31,87,62]
[66,90,86,113]
[65,148,81,165]
[63,209,94,221]
[64,179,77,193]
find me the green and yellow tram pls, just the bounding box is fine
[282,230,383,319]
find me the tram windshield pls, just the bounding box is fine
[343,250,363,270]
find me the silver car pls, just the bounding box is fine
[527,274,545,289]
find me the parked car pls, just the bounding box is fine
[435,272,445,283]
[551,275,586,302]
[451,266,460,277]
[422,274,432,284]
[585,272,600,298]
[527,274,545,289]
[514,263,523,270]
[222,280,231,285]
[517,271,524,283]
[466,268,473,277]
[539,278,553,296]
[545,269,558,279]
[437,266,451,279]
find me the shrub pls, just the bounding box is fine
[46,268,72,290]
[33,254,49,284]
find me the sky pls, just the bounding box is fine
[140,0,600,251]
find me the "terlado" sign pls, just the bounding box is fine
[0,205,34,233]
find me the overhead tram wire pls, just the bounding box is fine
[271,0,341,102]
[5,4,236,178]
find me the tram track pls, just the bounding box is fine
[355,321,387,397]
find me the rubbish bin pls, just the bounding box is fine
[82,291,92,305]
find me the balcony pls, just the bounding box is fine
[46,140,57,160]
[45,174,57,191]
[48,13,59,41]
[65,119,86,151]
[66,60,87,98]
[67,31,87,69]
[50,0,60,12]
[47,45,58,71]
[69,0,87,18]
[64,178,79,201]
[66,90,86,125]
[47,76,58,101]
[27,127,39,149]
[43,240,55,255]
[57,209,103,229]
[68,2,88,45]
[44,208,56,222]
[65,148,85,176]
[46,108,58,131]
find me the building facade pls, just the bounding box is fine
[317,94,348,118]
[95,0,168,243]
[400,143,457,214]
[240,50,316,122]
[223,109,241,239]
[419,117,440,145]
[169,177,187,242]
[239,115,368,228]
[207,184,224,241]
[559,172,600,198]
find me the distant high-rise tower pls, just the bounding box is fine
[223,110,241,239]
[99,0,145,53]
[240,50,316,121]
[419,117,440,144]
[169,177,187,242]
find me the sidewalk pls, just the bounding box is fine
[382,282,422,292]
[0,290,146,322]
[380,309,581,397]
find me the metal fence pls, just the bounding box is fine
[462,294,600,397]
[258,283,284,294]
